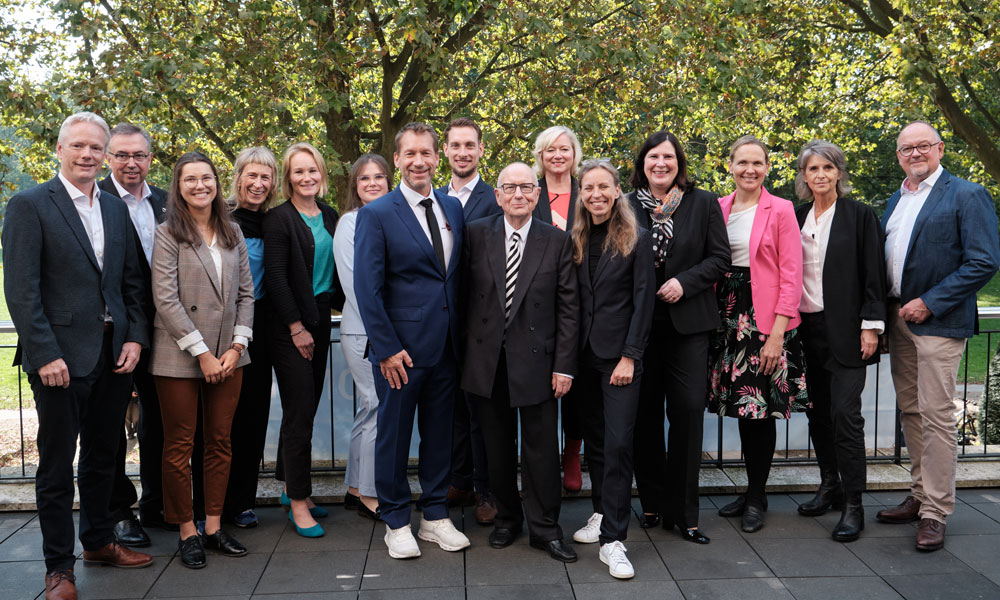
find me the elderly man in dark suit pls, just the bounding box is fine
[2,112,153,600]
[437,117,502,524]
[461,161,579,562]
[876,121,1000,552]
[98,122,172,547]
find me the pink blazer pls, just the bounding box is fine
[719,187,802,334]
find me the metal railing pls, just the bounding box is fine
[2,311,1000,482]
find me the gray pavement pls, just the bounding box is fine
[3,489,1000,599]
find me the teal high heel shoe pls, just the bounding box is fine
[280,491,328,518]
[288,510,325,538]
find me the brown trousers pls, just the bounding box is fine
[888,306,966,522]
[157,370,243,524]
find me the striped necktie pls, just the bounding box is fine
[505,232,522,323]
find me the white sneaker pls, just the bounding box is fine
[573,512,602,543]
[599,541,634,579]
[417,516,471,551]
[384,524,421,559]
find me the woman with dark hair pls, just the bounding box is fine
[709,136,809,533]
[335,153,391,520]
[794,140,885,542]
[151,151,254,567]
[265,142,339,538]
[628,131,730,543]
[569,159,654,579]
[221,147,279,528]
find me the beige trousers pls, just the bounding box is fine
[888,305,966,522]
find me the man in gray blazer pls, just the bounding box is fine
[2,112,153,600]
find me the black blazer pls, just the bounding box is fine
[460,215,579,407]
[795,197,887,367]
[578,227,656,361]
[627,188,731,335]
[2,177,147,376]
[532,176,579,232]
[437,176,503,224]
[98,176,167,322]
[263,200,341,327]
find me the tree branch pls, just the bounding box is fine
[958,72,1000,137]
[837,0,892,36]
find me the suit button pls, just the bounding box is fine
[443,306,448,311]
[191,305,198,312]
[482,318,488,324]
[480,293,485,299]
[534,302,540,307]
[529,326,535,331]
[666,251,673,257]
[532,348,538,353]
[476,338,482,344]
[97,315,104,321]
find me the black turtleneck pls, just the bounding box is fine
[588,220,609,281]
[233,207,264,239]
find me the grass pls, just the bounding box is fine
[960,274,1000,385]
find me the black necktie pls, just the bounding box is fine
[419,198,446,273]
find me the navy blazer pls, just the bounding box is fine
[2,177,148,376]
[355,186,464,366]
[881,169,1000,338]
[437,176,502,224]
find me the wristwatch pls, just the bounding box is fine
[231,343,246,357]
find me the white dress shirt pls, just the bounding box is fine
[447,174,480,207]
[59,173,105,270]
[111,174,156,265]
[400,181,454,271]
[800,203,884,333]
[885,164,944,298]
[726,204,756,267]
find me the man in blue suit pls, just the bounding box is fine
[355,122,470,559]
[876,121,1000,552]
[3,112,153,600]
[437,117,501,523]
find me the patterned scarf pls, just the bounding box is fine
[637,186,684,266]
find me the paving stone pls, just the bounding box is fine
[655,536,772,580]
[845,537,975,577]
[969,501,1000,524]
[359,588,465,600]
[275,508,376,552]
[0,527,81,562]
[812,511,917,538]
[255,550,366,594]
[359,547,464,590]
[867,490,918,506]
[749,538,874,577]
[572,580,685,600]
[941,503,1000,535]
[731,510,832,539]
[155,596,249,600]
[708,493,800,513]
[72,559,168,599]
[787,491,883,507]
[780,576,903,600]
[465,540,569,586]
[639,509,742,543]
[466,584,575,600]
[698,467,736,493]
[0,559,46,600]
[565,541,671,584]
[941,534,1000,586]
[254,594,355,600]
[883,572,1000,600]
[146,552,269,598]
[957,488,1000,504]
[0,512,34,529]
[676,577,794,600]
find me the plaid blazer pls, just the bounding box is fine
[149,221,254,378]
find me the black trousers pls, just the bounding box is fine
[561,390,584,441]
[273,294,332,500]
[799,312,868,494]
[32,332,132,571]
[579,346,642,544]
[475,354,563,542]
[633,318,709,528]
[450,388,490,494]
[109,349,164,522]
[223,298,274,516]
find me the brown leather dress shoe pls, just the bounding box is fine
[916,518,946,551]
[82,541,154,568]
[474,494,498,525]
[876,495,922,524]
[446,485,476,507]
[45,569,77,600]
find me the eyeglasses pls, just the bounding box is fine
[896,141,941,157]
[110,152,151,162]
[181,175,216,188]
[499,183,537,194]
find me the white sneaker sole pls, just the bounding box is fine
[384,533,421,559]
[599,552,635,579]
[417,529,471,551]
[573,530,600,544]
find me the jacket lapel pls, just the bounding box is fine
[49,179,101,272]
[392,189,440,272]
[485,217,508,311]
[437,189,463,280]
[193,237,224,299]
[593,239,613,283]
[464,183,486,220]
[905,170,951,260]
[748,188,773,260]
[579,234,593,290]
[508,222,548,321]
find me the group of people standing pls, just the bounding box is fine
[4,111,998,599]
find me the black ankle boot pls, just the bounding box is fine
[798,471,843,516]
[832,492,864,542]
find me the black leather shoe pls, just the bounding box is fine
[201,529,247,557]
[681,528,711,544]
[741,504,765,533]
[638,513,661,529]
[178,535,206,569]
[113,515,151,548]
[343,493,360,510]
[357,501,382,521]
[530,538,577,563]
[718,494,768,517]
[832,493,865,543]
[488,527,520,548]
[140,513,180,532]
[798,472,843,517]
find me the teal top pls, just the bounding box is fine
[300,212,334,296]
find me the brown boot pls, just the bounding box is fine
[45,569,77,600]
[474,493,498,525]
[875,495,921,524]
[82,541,154,568]
[446,485,476,507]
[915,518,946,552]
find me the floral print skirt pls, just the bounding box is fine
[708,267,810,419]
